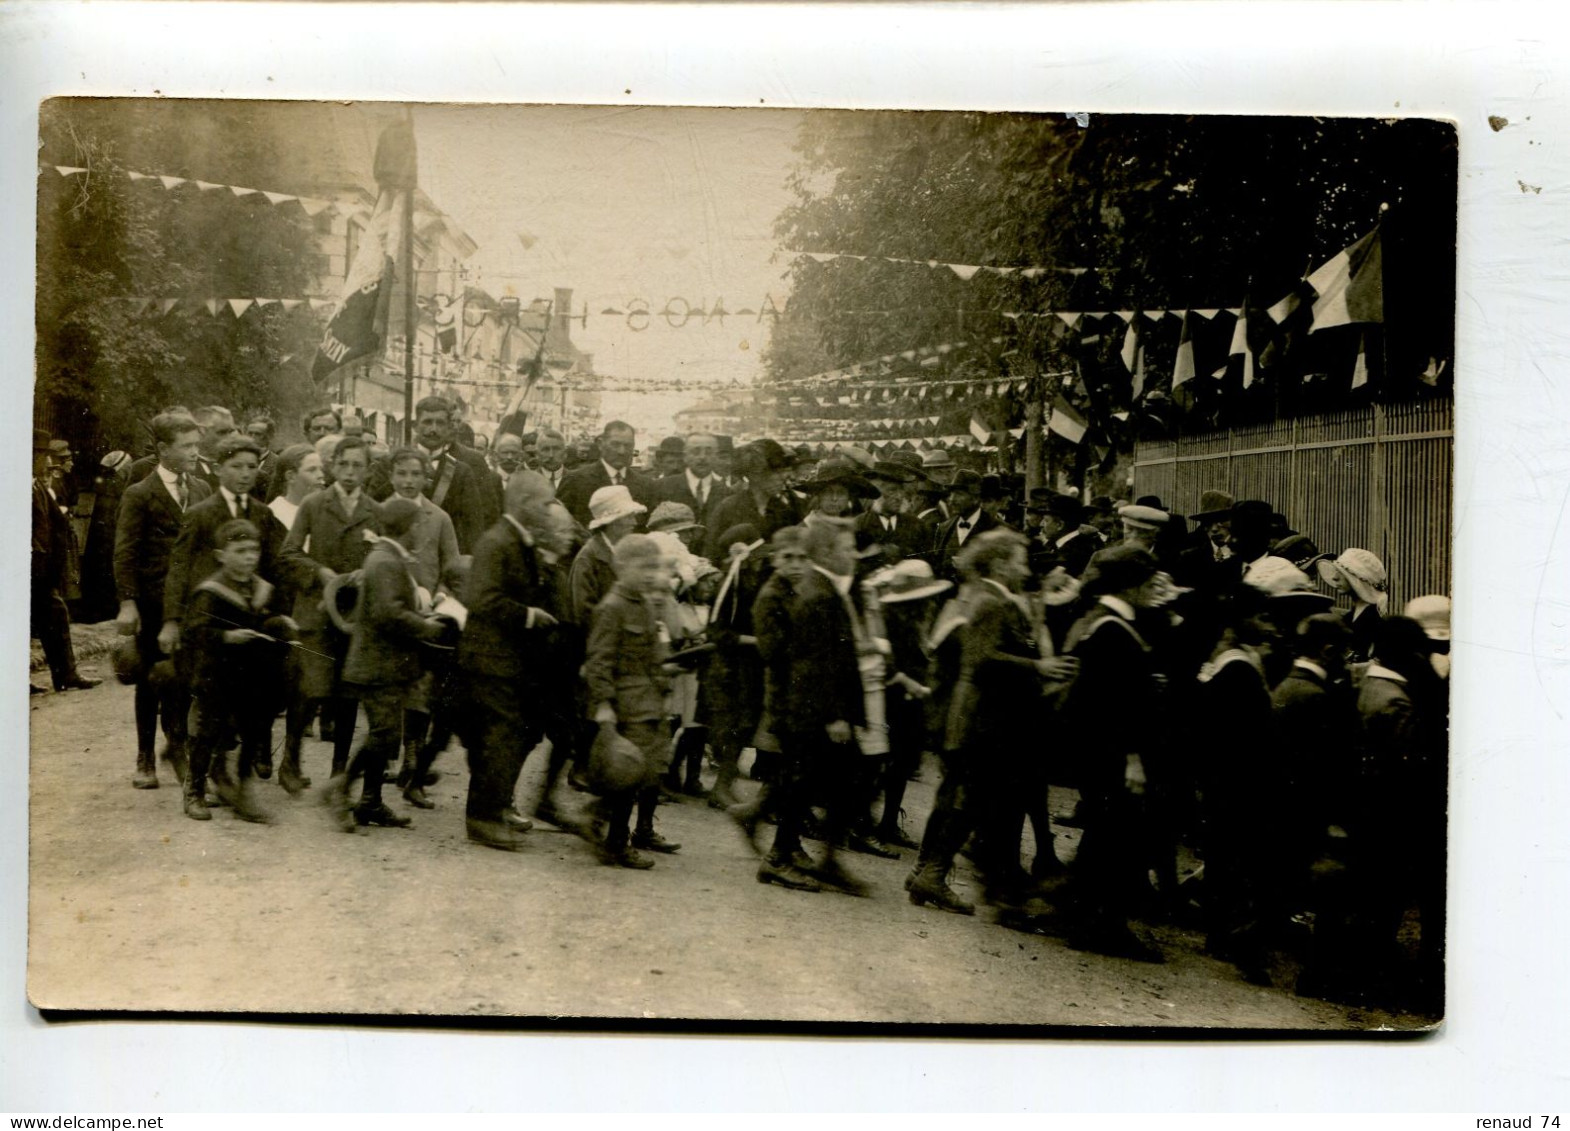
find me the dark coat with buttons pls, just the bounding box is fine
[582,582,671,723]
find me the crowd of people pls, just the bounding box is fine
[30,396,1451,1014]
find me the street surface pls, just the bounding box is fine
[29,678,1423,1029]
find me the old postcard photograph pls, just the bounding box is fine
[28,98,1453,1030]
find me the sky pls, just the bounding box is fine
[413,104,805,440]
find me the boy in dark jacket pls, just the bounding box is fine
[180,519,295,823]
[582,533,677,869]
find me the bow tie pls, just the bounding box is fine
[957,518,972,531]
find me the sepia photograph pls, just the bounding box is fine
[28,97,1455,1031]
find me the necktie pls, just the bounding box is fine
[696,480,707,508]
[612,471,622,486]
[177,474,188,511]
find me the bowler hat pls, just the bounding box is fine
[978,474,1008,501]
[921,449,956,471]
[1228,499,1275,536]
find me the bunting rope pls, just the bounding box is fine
[42,163,355,219]
[789,250,1095,280]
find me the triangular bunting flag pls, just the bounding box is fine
[1351,332,1369,389]
[158,176,187,190]
[920,356,940,369]
[128,298,152,316]
[159,299,179,316]
[262,191,297,206]
[1008,426,1026,439]
[126,171,152,182]
[299,197,333,217]
[1192,308,1220,319]
[281,300,302,311]
[203,299,221,316]
[1020,268,1047,280]
[1142,309,1167,321]
[194,180,224,192]
[948,264,982,281]
[54,166,88,176]
[1228,307,1256,388]
[229,184,259,198]
[1115,310,1135,323]
[255,298,279,308]
[991,266,1017,276]
[900,350,917,362]
[309,298,335,311]
[227,299,253,317]
[1055,311,1082,329]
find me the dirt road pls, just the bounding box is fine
[28,680,1421,1029]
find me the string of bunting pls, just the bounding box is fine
[42,163,354,219]
[790,250,1094,281]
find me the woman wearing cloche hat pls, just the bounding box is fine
[1316,547,1389,664]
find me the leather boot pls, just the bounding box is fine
[395,739,419,790]
[182,769,211,821]
[277,748,310,796]
[907,861,974,915]
[160,739,189,787]
[132,748,158,790]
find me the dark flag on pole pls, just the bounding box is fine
[311,120,418,384]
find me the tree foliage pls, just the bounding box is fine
[36,100,328,455]
[765,111,1456,450]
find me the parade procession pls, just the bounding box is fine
[28,101,1455,1028]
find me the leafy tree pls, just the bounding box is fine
[766,111,1456,473]
[36,99,326,456]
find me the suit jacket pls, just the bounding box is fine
[32,482,73,585]
[162,491,288,624]
[181,573,291,699]
[932,509,1002,580]
[1063,601,1157,790]
[582,582,671,723]
[1030,527,1102,580]
[781,568,865,738]
[568,532,619,625]
[458,518,569,683]
[1273,664,1359,847]
[703,488,800,561]
[277,486,382,631]
[112,469,214,614]
[555,460,657,530]
[342,540,442,687]
[943,582,1040,755]
[653,471,732,530]
[853,509,934,563]
[423,447,493,555]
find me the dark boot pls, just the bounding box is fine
[907,860,974,915]
[159,739,188,787]
[278,744,310,796]
[132,748,158,790]
[182,769,211,821]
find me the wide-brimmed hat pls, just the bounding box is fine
[1270,533,1324,572]
[1191,490,1235,522]
[887,451,927,474]
[1246,557,1336,605]
[736,438,797,477]
[587,484,648,530]
[1029,491,1083,524]
[647,500,703,534]
[835,445,876,470]
[871,559,953,604]
[921,449,956,471]
[1404,594,1451,641]
[802,464,879,500]
[867,460,919,485]
[323,570,364,634]
[949,469,983,496]
[1317,548,1389,609]
[978,474,1008,501]
[1118,504,1170,531]
[111,634,146,685]
[1228,499,1275,539]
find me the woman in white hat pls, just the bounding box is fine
[1316,548,1389,664]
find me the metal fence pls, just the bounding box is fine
[1132,398,1454,609]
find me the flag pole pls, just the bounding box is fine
[402,107,417,445]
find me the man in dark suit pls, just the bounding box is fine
[534,429,569,493]
[931,470,998,581]
[242,411,279,504]
[459,489,574,850]
[414,394,502,553]
[704,439,800,561]
[554,419,657,530]
[114,412,212,788]
[854,462,934,563]
[189,406,238,493]
[1027,491,1101,579]
[31,430,98,695]
[652,431,731,530]
[762,520,870,897]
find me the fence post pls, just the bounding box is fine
[1370,401,1388,563]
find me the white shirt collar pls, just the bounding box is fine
[813,564,854,596]
[156,464,183,491]
[1098,594,1136,621]
[333,481,362,508]
[218,485,247,515]
[1055,529,1082,549]
[601,459,625,482]
[1293,658,1329,680]
[685,468,710,492]
[420,442,449,460]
